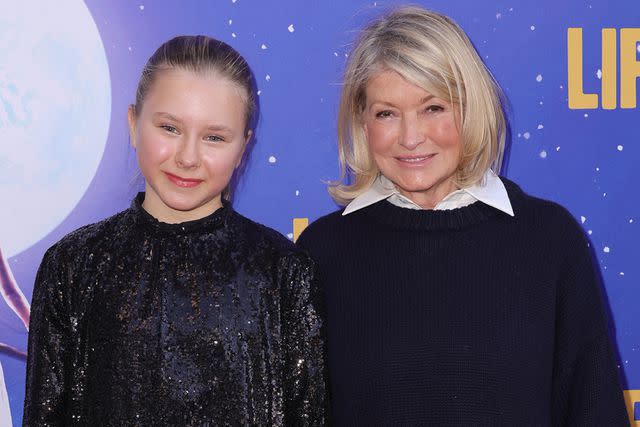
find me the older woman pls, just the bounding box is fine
[297,6,628,426]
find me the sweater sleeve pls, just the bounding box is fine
[550,217,629,426]
[23,245,71,426]
[278,252,329,426]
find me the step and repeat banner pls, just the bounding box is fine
[1,1,638,424]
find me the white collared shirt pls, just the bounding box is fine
[343,169,514,216]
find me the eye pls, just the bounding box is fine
[160,124,179,134]
[204,135,225,143]
[375,110,394,119]
[425,104,445,113]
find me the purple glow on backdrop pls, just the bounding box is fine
[1,1,639,425]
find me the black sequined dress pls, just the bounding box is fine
[24,194,327,426]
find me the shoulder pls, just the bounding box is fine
[227,210,317,277]
[34,210,130,300]
[501,177,588,247]
[503,178,581,227]
[228,210,303,256]
[42,210,130,264]
[296,208,346,249]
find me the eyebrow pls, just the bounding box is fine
[153,112,182,122]
[153,112,233,133]
[206,124,233,133]
[368,95,436,109]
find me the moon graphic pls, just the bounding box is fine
[0,1,111,258]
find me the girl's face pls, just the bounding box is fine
[128,69,251,223]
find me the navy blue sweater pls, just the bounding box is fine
[297,179,628,426]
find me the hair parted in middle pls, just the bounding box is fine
[330,5,507,205]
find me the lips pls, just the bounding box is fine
[395,153,437,165]
[164,172,203,188]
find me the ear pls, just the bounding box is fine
[127,105,137,149]
[236,129,253,169]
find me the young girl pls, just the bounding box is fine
[24,35,327,426]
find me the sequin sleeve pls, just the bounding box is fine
[23,244,70,426]
[278,252,329,426]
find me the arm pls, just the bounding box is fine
[278,252,329,426]
[23,245,71,426]
[550,220,629,426]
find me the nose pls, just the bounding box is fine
[399,113,425,150]
[175,137,200,169]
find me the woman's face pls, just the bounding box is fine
[128,68,250,223]
[362,69,461,209]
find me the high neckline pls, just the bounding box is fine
[360,178,522,231]
[130,192,230,234]
[343,170,514,217]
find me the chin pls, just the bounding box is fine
[159,194,205,212]
[397,174,455,192]
[395,179,438,193]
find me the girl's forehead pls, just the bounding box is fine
[142,69,244,105]
[137,70,249,131]
[151,67,227,86]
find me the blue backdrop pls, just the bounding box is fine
[1,1,638,424]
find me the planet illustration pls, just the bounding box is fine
[0,1,111,258]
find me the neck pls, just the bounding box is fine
[142,190,223,224]
[397,180,458,210]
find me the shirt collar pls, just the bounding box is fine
[342,169,514,217]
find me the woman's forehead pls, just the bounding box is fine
[364,66,452,102]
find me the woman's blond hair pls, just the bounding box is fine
[330,6,507,205]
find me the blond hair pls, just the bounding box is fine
[330,6,507,205]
